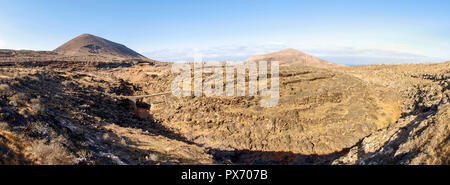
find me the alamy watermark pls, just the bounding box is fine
[171,60,280,107]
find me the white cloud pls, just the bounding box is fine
[143,43,447,65]
[143,42,289,62]
[0,40,5,48]
[303,47,446,65]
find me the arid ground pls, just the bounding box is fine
[0,35,448,165]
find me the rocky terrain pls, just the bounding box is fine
[0,35,448,165]
[333,63,449,164]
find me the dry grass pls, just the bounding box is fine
[0,130,32,165]
[29,139,78,165]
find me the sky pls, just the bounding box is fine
[0,0,449,65]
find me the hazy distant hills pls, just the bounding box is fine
[54,34,147,59]
[245,48,344,68]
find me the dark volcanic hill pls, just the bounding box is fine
[54,34,146,59]
[245,48,344,68]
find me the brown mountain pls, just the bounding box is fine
[54,34,146,59]
[245,48,344,68]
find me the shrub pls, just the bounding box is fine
[30,98,47,116]
[0,122,9,130]
[29,139,78,165]
[29,121,50,137]
[0,84,9,91]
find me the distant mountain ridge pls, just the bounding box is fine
[245,48,344,68]
[54,34,146,59]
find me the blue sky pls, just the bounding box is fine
[0,0,449,65]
